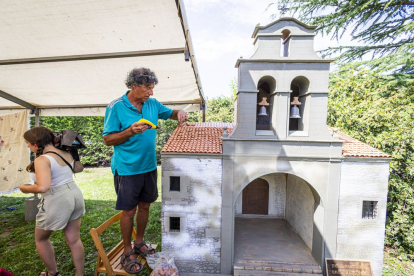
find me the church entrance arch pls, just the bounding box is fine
[233,173,324,274]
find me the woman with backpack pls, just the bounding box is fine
[19,126,85,276]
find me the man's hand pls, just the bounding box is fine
[177,110,187,125]
[130,122,149,134]
[103,122,149,146]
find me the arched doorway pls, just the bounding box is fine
[242,178,269,215]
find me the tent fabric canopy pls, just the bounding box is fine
[0,0,204,116]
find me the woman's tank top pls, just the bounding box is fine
[41,154,74,187]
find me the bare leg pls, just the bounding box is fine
[120,207,136,253]
[120,207,141,272]
[35,228,59,275]
[64,218,84,276]
[134,202,154,254]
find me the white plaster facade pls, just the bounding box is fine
[162,157,222,274]
[336,161,390,276]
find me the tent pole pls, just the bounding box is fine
[202,104,206,122]
[25,111,40,221]
[35,114,39,127]
[34,113,39,199]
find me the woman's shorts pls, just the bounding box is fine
[36,181,85,231]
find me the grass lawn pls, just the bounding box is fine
[382,249,414,276]
[0,167,162,276]
[1,168,413,275]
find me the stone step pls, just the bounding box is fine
[234,260,322,275]
[237,260,317,266]
[234,269,322,276]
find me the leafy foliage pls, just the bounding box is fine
[328,68,414,256]
[383,248,414,275]
[271,0,414,73]
[32,116,113,166]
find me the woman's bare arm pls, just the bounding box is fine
[20,156,52,194]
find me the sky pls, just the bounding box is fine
[182,0,353,99]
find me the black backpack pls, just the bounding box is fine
[53,130,87,173]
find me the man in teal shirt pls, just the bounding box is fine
[103,67,187,274]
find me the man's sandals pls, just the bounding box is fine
[134,241,156,257]
[121,249,143,274]
[38,272,61,276]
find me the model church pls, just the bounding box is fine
[160,18,391,276]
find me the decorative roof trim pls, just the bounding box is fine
[342,157,392,162]
[161,153,223,158]
[223,138,343,144]
[236,58,334,68]
[162,123,391,159]
[237,89,259,94]
[252,17,317,38]
[253,34,316,45]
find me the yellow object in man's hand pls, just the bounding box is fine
[137,118,157,129]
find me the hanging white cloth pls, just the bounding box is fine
[0,110,30,192]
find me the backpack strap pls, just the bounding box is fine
[44,151,74,173]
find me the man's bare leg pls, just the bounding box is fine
[120,207,141,272]
[134,202,154,254]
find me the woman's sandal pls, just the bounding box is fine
[134,241,156,257]
[120,249,143,274]
[38,272,61,276]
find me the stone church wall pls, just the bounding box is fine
[336,161,390,276]
[286,175,314,249]
[161,157,222,274]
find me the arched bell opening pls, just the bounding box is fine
[281,29,291,57]
[289,76,310,132]
[256,76,276,131]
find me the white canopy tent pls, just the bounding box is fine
[0,0,205,117]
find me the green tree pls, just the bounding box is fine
[328,69,414,256]
[33,116,113,166]
[271,0,414,74]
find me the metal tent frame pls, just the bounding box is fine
[0,0,205,119]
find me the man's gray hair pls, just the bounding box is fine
[125,68,159,88]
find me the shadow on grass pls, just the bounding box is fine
[0,196,161,276]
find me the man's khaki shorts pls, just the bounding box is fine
[36,181,85,231]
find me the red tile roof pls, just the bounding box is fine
[161,123,234,154]
[162,123,391,158]
[328,127,391,158]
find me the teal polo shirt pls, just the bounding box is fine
[103,91,173,175]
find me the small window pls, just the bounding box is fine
[362,201,378,219]
[169,217,180,232]
[170,176,180,192]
